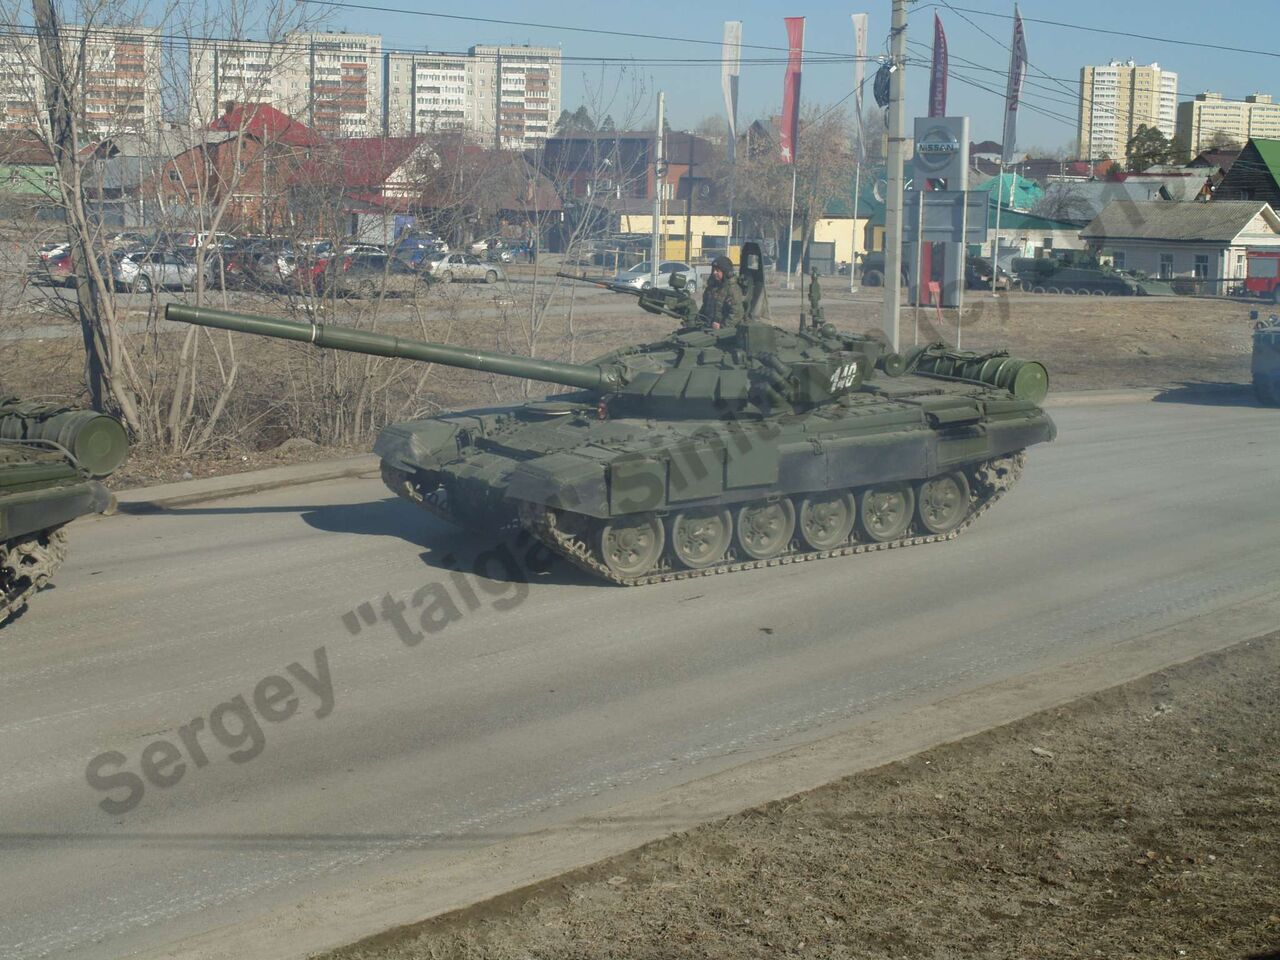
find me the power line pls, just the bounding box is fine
[298,0,864,61]
[915,3,1280,61]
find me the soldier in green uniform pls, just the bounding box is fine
[699,255,745,328]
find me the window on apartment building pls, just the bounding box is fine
[1159,253,1174,279]
[1193,254,1210,279]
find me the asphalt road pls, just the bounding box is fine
[3,396,1280,959]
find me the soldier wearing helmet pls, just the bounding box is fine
[698,254,745,328]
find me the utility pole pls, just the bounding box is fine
[651,92,664,289]
[684,133,693,263]
[882,0,909,353]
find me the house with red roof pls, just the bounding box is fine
[152,103,324,232]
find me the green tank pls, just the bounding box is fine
[1,398,128,623]
[165,246,1056,585]
[1011,256,1175,297]
[1252,309,1280,406]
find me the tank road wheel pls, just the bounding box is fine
[796,491,856,551]
[1060,286,1075,295]
[598,513,665,578]
[857,483,915,543]
[915,471,971,534]
[735,498,796,560]
[669,508,732,569]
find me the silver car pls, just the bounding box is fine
[112,250,198,292]
[427,252,504,284]
[611,260,697,293]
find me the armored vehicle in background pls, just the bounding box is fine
[1,399,128,624]
[1252,310,1280,406]
[1011,255,1175,296]
[166,245,1056,585]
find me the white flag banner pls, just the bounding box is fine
[849,12,870,128]
[722,20,742,163]
[1001,5,1027,164]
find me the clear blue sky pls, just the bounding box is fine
[309,0,1280,151]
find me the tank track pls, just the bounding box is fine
[385,455,1025,587]
[520,452,1026,587]
[1,526,69,625]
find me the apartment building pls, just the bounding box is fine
[1078,60,1178,161]
[471,45,560,150]
[1175,92,1280,157]
[190,31,382,138]
[383,51,474,136]
[288,32,382,139]
[0,26,161,136]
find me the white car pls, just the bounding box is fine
[611,260,697,293]
[111,250,198,292]
[425,252,504,284]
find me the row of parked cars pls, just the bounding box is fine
[30,231,508,296]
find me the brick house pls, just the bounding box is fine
[153,103,323,232]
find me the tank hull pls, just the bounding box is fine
[376,374,1055,584]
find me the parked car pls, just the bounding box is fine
[170,231,238,252]
[394,233,448,264]
[111,250,198,292]
[36,241,69,262]
[611,260,697,293]
[485,247,514,263]
[325,252,434,298]
[425,252,504,284]
[33,250,74,286]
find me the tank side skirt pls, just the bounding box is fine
[517,452,1026,586]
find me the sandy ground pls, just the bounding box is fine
[322,631,1280,960]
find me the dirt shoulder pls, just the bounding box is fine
[323,631,1280,960]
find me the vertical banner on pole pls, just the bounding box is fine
[780,17,804,164]
[928,13,948,119]
[721,21,741,163]
[851,14,868,124]
[1001,5,1027,164]
[781,17,804,286]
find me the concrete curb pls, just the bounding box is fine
[112,454,380,513]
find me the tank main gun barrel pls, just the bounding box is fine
[164,305,623,393]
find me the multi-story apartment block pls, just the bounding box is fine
[1078,60,1178,161]
[189,35,560,148]
[1175,92,1280,158]
[287,32,382,139]
[383,51,474,136]
[190,31,381,138]
[188,37,298,123]
[470,45,560,150]
[0,26,161,136]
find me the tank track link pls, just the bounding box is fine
[520,453,1026,587]
[384,455,1025,587]
[1,526,69,625]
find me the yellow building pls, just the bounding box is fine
[617,214,731,261]
[1175,93,1280,158]
[1078,60,1178,160]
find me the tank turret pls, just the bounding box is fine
[163,244,1055,585]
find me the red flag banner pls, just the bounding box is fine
[929,13,948,118]
[1002,5,1027,163]
[780,17,804,164]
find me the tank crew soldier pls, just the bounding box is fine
[807,268,825,328]
[699,255,745,328]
